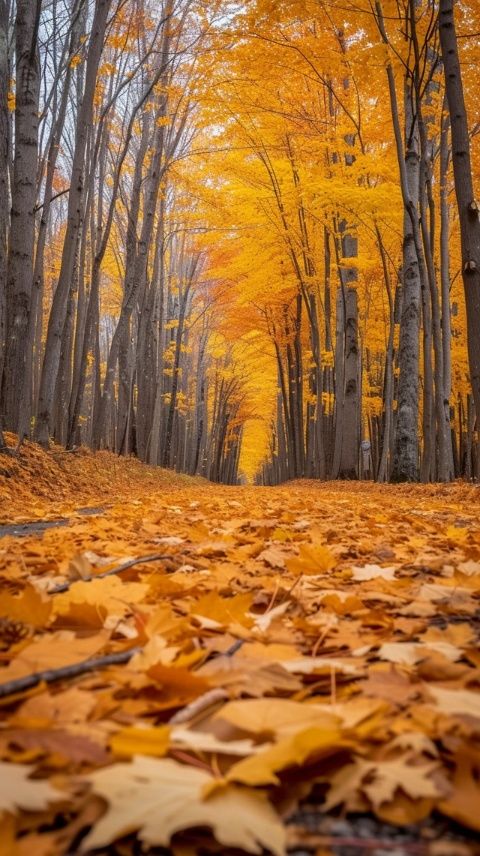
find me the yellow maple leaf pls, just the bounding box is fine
[285,543,336,575]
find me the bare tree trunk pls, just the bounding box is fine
[0,0,9,444]
[390,84,421,482]
[92,114,165,450]
[338,287,360,478]
[148,216,167,466]
[375,225,395,482]
[35,0,111,446]
[332,217,359,478]
[332,285,345,478]
[163,261,195,467]
[440,104,455,478]
[3,0,41,434]
[439,0,480,426]
[19,1,84,442]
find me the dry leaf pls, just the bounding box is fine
[286,544,336,575]
[82,756,286,854]
[0,763,62,813]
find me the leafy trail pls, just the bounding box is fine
[0,444,480,854]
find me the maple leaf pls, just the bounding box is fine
[377,641,462,665]
[426,686,480,720]
[53,577,148,620]
[14,686,96,727]
[362,756,446,808]
[0,631,109,682]
[0,728,108,765]
[216,698,340,739]
[257,546,286,568]
[225,726,350,786]
[191,591,254,629]
[285,543,336,575]
[0,763,62,812]
[110,725,171,758]
[439,749,480,832]
[0,586,51,628]
[82,756,286,854]
[324,755,446,812]
[358,667,419,705]
[351,564,396,581]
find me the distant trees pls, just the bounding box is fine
[0,0,479,485]
[203,0,480,484]
[0,0,244,482]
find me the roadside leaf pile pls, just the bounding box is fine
[0,446,480,853]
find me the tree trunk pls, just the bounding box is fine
[35,0,111,446]
[440,105,455,478]
[0,0,9,443]
[391,84,421,482]
[3,0,41,434]
[338,287,360,478]
[439,0,480,425]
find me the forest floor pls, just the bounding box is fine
[0,437,480,855]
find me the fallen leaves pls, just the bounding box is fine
[0,763,62,812]
[110,725,171,758]
[82,756,286,855]
[324,754,447,814]
[224,726,350,786]
[425,685,480,720]
[0,630,110,682]
[1,459,480,852]
[351,563,397,581]
[285,542,337,575]
[215,698,340,738]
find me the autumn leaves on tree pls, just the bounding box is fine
[1,0,480,483]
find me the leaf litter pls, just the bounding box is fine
[0,446,480,853]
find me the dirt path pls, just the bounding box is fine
[1,479,480,854]
[0,507,105,539]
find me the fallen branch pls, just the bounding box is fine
[0,629,244,702]
[0,647,141,700]
[50,552,189,593]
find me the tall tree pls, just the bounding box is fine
[0,0,9,446]
[35,0,112,447]
[439,0,480,424]
[2,0,41,433]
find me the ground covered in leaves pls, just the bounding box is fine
[0,440,480,855]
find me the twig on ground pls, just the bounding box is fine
[49,552,189,593]
[0,647,141,700]
[169,688,229,724]
[265,578,280,613]
[224,638,245,657]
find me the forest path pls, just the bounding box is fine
[1,477,480,853]
[0,507,105,539]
